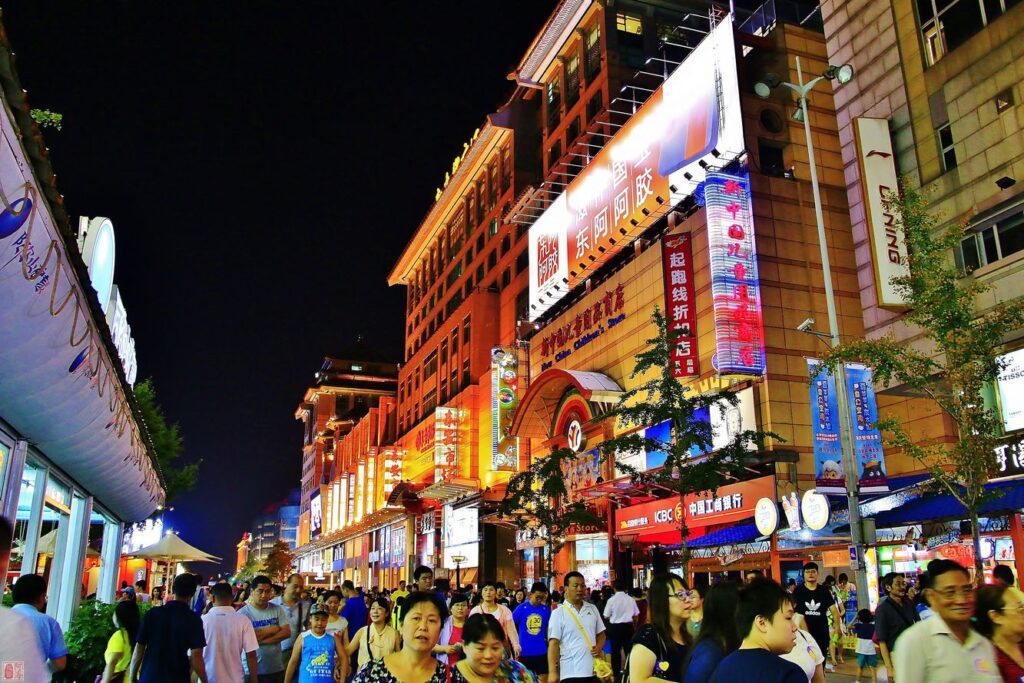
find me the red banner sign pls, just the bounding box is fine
[662,233,699,377]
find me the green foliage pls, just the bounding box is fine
[30,108,62,131]
[498,446,605,581]
[263,540,295,584]
[65,599,152,679]
[597,308,778,573]
[236,556,262,583]
[1,592,11,608]
[818,183,1024,576]
[134,378,200,503]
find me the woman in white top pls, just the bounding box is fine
[780,613,826,683]
[324,590,353,650]
[348,597,402,671]
[469,581,521,657]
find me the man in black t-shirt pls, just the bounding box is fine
[791,562,838,671]
[130,573,208,683]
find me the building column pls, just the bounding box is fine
[55,494,93,629]
[0,439,27,590]
[97,519,124,603]
[46,511,71,615]
[19,466,48,578]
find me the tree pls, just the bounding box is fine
[818,184,1024,578]
[596,309,776,577]
[498,446,605,585]
[134,378,200,504]
[30,108,62,131]
[235,557,262,584]
[263,540,295,584]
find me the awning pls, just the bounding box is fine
[418,477,479,502]
[688,522,762,548]
[510,369,623,438]
[868,478,1024,527]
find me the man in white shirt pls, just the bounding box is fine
[548,572,606,683]
[602,579,639,679]
[893,558,999,683]
[203,582,259,683]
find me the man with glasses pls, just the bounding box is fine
[876,573,920,682]
[893,559,999,682]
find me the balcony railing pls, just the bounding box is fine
[738,0,823,36]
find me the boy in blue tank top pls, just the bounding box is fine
[286,602,346,683]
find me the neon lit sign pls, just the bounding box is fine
[491,347,519,471]
[662,234,699,377]
[434,407,463,482]
[705,172,765,375]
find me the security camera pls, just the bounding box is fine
[797,318,815,333]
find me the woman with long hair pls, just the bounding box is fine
[628,573,692,683]
[450,614,538,683]
[349,597,402,671]
[976,584,1024,682]
[100,599,141,683]
[470,581,521,657]
[683,582,741,683]
[352,592,450,683]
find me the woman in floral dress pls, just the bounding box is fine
[352,592,450,683]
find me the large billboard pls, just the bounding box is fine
[529,18,744,321]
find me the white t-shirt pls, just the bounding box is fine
[202,605,259,683]
[0,606,47,683]
[548,601,606,679]
[780,629,825,682]
[602,592,639,624]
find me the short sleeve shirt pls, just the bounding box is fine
[631,624,686,681]
[11,604,67,663]
[351,656,449,683]
[513,602,551,658]
[893,616,1000,683]
[710,648,807,683]
[547,601,606,680]
[239,602,289,675]
[792,584,834,649]
[104,629,132,673]
[780,629,825,679]
[0,607,47,683]
[136,600,207,683]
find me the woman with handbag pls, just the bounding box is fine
[99,599,140,683]
[349,598,402,672]
[626,574,692,683]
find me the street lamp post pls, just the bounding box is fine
[451,554,467,590]
[755,59,870,610]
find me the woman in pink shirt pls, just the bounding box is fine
[470,582,521,657]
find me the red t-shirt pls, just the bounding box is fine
[995,644,1024,683]
[449,625,464,665]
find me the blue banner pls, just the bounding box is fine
[845,363,889,493]
[808,359,846,494]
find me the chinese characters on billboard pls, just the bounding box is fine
[661,234,699,377]
[537,284,626,364]
[705,172,766,375]
[845,363,888,493]
[809,358,845,494]
[382,448,403,498]
[434,407,463,482]
[491,346,520,471]
[528,19,745,321]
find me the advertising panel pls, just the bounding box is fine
[997,348,1024,433]
[491,346,520,471]
[391,523,406,568]
[809,359,845,495]
[705,171,766,375]
[434,407,464,482]
[845,363,888,493]
[689,387,758,457]
[563,448,601,502]
[854,117,908,308]
[382,448,403,498]
[443,504,479,568]
[529,19,744,321]
[309,490,323,539]
[662,232,699,378]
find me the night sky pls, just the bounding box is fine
[3,1,552,572]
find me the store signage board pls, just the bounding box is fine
[528,19,744,321]
[77,216,116,316]
[993,435,1024,480]
[662,233,699,377]
[381,448,403,497]
[537,283,628,366]
[754,497,778,536]
[802,489,831,531]
[704,172,766,375]
[434,406,463,482]
[615,475,774,536]
[491,346,520,471]
[997,348,1024,433]
[443,504,479,568]
[854,118,908,308]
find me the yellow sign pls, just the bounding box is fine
[435,128,481,200]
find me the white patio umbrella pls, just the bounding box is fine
[14,529,101,558]
[129,531,221,590]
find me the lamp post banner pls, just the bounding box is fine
[808,359,846,494]
[844,363,889,493]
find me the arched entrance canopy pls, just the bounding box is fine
[509,369,623,439]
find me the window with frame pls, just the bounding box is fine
[489,218,499,238]
[501,146,512,192]
[424,350,438,378]
[937,123,957,172]
[422,388,437,415]
[585,24,601,79]
[463,316,472,344]
[957,209,1024,271]
[915,0,1019,66]
[616,12,645,68]
[488,250,497,270]
[548,140,563,170]
[501,234,511,256]
[489,162,499,209]
[451,328,459,354]
[565,54,581,107]
[462,356,471,388]
[546,80,562,131]
[586,90,603,123]
[516,249,529,275]
[501,268,511,289]
[440,338,449,367]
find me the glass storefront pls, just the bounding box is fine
[575,535,609,588]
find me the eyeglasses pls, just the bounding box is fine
[930,586,974,599]
[671,590,694,600]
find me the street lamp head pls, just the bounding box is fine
[754,73,781,98]
[792,103,806,123]
[824,64,854,85]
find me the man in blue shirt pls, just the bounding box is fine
[513,582,551,682]
[339,580,367,641]
[11,574,67,674]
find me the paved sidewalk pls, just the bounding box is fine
[825,656,890,682]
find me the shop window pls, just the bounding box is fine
[957,210,1024,271]
[937,123,957,172]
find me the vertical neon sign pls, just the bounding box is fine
[705,172,766,375]
[491,346,519,471]
[662,234,699,378]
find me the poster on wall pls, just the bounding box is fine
[997,348,1024,433]
[443,504,479,568]
[705,172,766,375]
[391,523,406,568]
[662,233,699,378]
[845,363,889,493]
[808,359,845,494]
[563,448,601,502]
[310,491,323,539]
[491,346,520,471]
[528,18,745,321]
[688,387,758,457]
